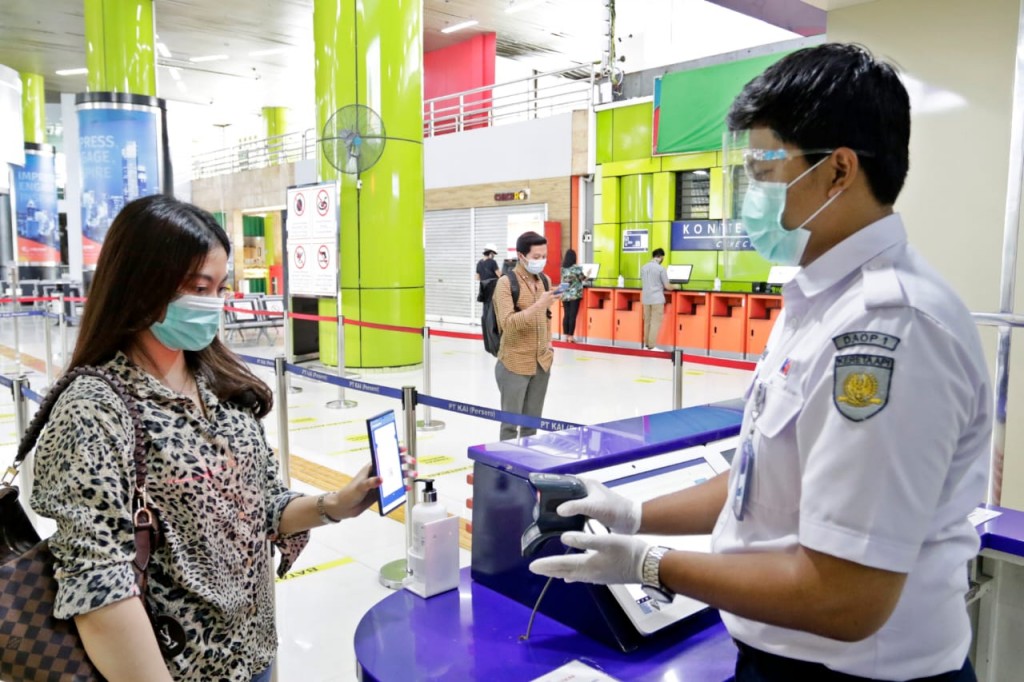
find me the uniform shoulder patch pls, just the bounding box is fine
[832,331,901,351]
[833,354,894,422]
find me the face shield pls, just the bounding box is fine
[722,129,835,277]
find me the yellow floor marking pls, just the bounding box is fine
[288,416,317,424]
[0,344,47,374]
[276,556,354,582]
[289,419,357,432]
[418,455,455,466]
[634,378,656,384]
[345,433,369,442]
[286,453,472,551]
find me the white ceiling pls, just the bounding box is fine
[0,0,800,150]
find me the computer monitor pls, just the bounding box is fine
[366,410,407,516]
[766,265,800,285]
[583,444,732,635]
[579,263,600,279]
[665,264,692,283]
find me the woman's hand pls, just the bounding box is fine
[327,463,382,519]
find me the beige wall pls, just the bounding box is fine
[828,0,1024,507]
[425,176,572,248]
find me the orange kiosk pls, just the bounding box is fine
[709,293,747,357]
[674,292,711,354]
[585,289,614,345]
[746,295,783,358]
[613,289,643,347]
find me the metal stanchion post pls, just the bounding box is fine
[274,356,291,486]
[58,293,68,371]
[43,313,53,385]
[283,308,302,395]
[379,385,418,589]
[326,312,356,409]
[417,327,445,432]
[11,375,35,526]
[672,349,684,410]
[9,264,21,374]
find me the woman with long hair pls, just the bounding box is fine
[559,248,587,343]
[31,195,379,681]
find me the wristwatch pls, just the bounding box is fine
[640,545,675,604]
[316,493,342,524]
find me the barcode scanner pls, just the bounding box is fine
[521,473,589,557]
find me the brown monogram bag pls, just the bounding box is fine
[0,367,160,682]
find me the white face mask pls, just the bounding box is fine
[524,258,546,275]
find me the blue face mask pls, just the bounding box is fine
[741,156,843,266]
[151,294,223,351]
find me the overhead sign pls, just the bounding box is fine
[287,182,338,296]
[494,189,530,202]
[670,220,753,251]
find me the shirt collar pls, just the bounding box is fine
[789,212,907,299]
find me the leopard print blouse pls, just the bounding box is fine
[30,353,309,681]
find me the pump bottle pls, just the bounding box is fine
[405,478,459,597]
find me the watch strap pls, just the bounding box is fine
[317,492,342,524]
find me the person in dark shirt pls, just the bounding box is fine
[476,244,500,282]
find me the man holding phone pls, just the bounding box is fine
[492,231,562,440]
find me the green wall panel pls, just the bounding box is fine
[600,177,619,225]
[660,151,719,171]
[651,221,671,258]
[602,158,662,177]
[596,109,614,165]
[593,223,620,287]
[719,251,772,283]
[611,102,653,162]
[670,251,719,285]
[653,173,675,222]
[619,174,653,223]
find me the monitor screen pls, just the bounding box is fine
[579,263,600,279]
[665,264,692,283]
[367,411,406,516]
[766,265,800,285]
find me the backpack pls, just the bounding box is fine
[481,273,550,357]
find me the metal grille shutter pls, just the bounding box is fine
[471,203,548,317]
[425,208,474,321]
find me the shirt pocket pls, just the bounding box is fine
[750,380,803,513]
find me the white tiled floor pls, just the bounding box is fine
[0,313,752,681]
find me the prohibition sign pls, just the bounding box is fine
[294,192,305,216]
[317,245,330,269]
[316,189,330,216]
[294,245,307,269]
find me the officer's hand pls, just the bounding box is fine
[536,289,558,309]
[556,478,642,534]
[529,531,649,585]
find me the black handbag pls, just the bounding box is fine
[0,367,161,682]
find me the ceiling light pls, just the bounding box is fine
[249,47,290,57]
[441,20,478,34]
[505,0,545,14]
[156,42,172,58]
[55,68,88,76]
[189,54,229,63]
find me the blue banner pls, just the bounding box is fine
[13,149,60,264]
[77,106,161,266]
[671,220,753,251]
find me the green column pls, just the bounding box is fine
[84,0,156,95]
[263,106,288,138]
[21,73,45,144]
[314,0,424,368]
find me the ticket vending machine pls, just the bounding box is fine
[468,402,744,652]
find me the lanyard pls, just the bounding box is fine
[733,380,766,520]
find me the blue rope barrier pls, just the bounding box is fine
[284,363,404,400]
[0,310,44,319]
[0,375,13,389]
[236,353,277,369]
[21,386,43,404]
[417,393,581,432]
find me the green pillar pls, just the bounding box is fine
[263,106,288,138]
[21,73,45,144]
[314,0,424,368]
[84,0,156,95]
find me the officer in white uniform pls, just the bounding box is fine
[531,44,989,681]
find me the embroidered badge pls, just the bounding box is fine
[832,331,901,352]
[833,354,893,421]
[779,358,792,377]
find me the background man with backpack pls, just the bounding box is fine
[491,231,561,440]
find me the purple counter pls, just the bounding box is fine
[354,568,738,682]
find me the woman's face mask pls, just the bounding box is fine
[150,294,223,351]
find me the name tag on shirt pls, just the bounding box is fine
[733,439,754,520]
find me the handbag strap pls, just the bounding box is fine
[4,366,158,580]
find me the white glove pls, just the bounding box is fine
[556,478,642,534]
[528,531,650,585]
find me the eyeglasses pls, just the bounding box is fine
[742,148,835,182]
